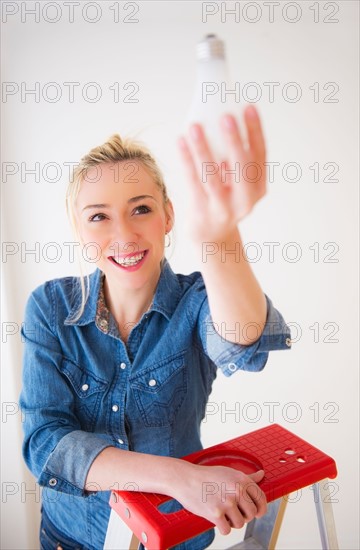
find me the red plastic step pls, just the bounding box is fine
[110,424,337,549]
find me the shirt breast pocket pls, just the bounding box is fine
[60,358,108,431]
[129,352,188,428]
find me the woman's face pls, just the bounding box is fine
[75,161,173,290]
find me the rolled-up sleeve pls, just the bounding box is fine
[198,293,292,377]
[19,285,115,497]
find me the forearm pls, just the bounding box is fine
[86,448,267,535]
[85,447,192,494]
[200,228,267,346]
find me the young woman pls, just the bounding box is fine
[20,107,292,550]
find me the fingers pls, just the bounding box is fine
[248,469,265,483]
[214,497,259,535]
[214,502,246,535]
[220,113,246,162]
[216,515,233,536]
[235,501,257,526]
[189,124,216,165]
[213,472,267,535]
[247,470,267,517]
[232,470,267,523]
[244,105,266,162]
[177,136,206,203]
[179,465,267,539]
[183,124,225,197]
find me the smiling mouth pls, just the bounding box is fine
[109,250,147,268]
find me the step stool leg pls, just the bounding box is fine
[129,533,140,549]
[227,497,287,549]
[313,480,339,550]
[104,509,139,549]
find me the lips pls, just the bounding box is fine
[108,250,148,270]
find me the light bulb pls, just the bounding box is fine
[185,34,240,162]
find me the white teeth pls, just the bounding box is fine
[113,252,145,267]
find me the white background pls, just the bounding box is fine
[1,1,359,548]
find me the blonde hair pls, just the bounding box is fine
[66,133,172,322]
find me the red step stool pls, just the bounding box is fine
[108,424,338,549]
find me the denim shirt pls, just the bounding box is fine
[20,259,291,550]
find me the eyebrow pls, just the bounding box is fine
[82,195,156,212]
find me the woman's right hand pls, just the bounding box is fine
[173,463,267,535]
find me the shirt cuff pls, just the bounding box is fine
[38,430,115,496]
[203,295,292,377]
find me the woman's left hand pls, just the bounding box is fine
[178,105,267,243]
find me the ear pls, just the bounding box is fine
[165,200,175,233]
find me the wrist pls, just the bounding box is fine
[198,229,245,268]
[167,460,198,499]
[192,226,241,249]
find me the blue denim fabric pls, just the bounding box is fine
[40,506,85,549]
[20,259,291,550]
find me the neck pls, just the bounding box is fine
[103,271,160,332]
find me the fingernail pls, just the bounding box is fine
[222,114,236,130]
[247,106,257,118]
[178,136,186,149]
[190,124,201,141]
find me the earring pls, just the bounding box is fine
[165,232,171,248]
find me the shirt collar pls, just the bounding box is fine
[64,258,182,327]
[151,258,182,320]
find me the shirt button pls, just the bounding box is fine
[120,363,126,370]
[81,384,89,391]
[286,337,292,347]
[148,379,157,387]
[228,362,237,372]
[49,478,57,487]
[118,438,124,445]
[112,405,119,412]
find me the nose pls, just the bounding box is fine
[109,219,141,257]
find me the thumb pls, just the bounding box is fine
[248,469,265,483]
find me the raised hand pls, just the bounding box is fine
[178,105,267,244]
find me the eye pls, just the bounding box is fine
[133,205,151,215]
[89,213,107,222]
